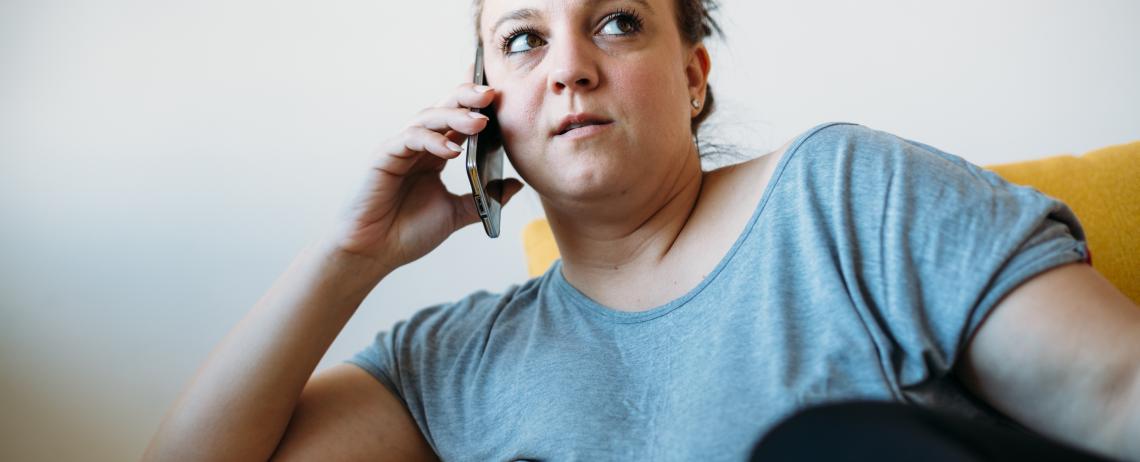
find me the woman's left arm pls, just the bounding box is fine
[958,262,1140,460]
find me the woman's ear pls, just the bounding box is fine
[685,43,712,104]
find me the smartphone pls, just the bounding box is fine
[465,44,507,238]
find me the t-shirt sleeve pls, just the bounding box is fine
[802,123,1092,391]
[344,316,414,402]
[343,289,503,420]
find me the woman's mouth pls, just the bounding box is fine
[555,121,614,140]
[553,113,615,140]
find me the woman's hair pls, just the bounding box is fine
[672,0,723,133]
[471,0,724,135]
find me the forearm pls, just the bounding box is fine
[143,239,392,461]
[1064,359,1140,461]
[959,263,1140,461]
[1109,370,1140,460]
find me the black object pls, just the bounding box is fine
[750,401,1118,462]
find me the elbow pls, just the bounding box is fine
[1120,365,1140,459]
[1097,352,1140,460]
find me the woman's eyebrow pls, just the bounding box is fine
[491,8,543,37]
[490,0,653,37]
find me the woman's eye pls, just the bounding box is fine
[507,33,546,54]
[599,15,638,36]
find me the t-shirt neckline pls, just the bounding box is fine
[548,122,855,324]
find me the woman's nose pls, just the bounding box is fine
[546,37,599,94]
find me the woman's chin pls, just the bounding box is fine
[520,146,643,203]
[548,169,636,203]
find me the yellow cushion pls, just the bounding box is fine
[987,141,1140,304]
[522,142,1140,304]
[522,218,564,280]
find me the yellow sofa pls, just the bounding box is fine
[522,141,1140,305]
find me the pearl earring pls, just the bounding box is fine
[691,98,701,109]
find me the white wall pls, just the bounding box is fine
[1,0,1136,460]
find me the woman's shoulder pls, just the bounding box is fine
[754,121,1002,192]
[702,121,868,193]
[694,120,1050,243]
[791,121,986,174]
[705,121,875,179]
[394,274,546,343]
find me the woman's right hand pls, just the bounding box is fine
[327,82,525,272]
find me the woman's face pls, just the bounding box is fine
[478,0,708,203]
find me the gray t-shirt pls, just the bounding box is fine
[346,121,1090,461]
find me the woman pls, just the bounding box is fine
[144,0,1140,460]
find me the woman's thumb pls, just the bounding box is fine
[499,178,526,206]
[451,178,526,229]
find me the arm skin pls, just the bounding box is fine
[141,240,406,461]
[958,262,1140,460]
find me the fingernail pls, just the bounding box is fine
[474,85,492,93]
[467,112,489,119]
[446,141,463,152]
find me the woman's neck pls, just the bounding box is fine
[541,148,705,309]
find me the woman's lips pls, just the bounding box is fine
[553,113,614,137]
[554,121,613,140]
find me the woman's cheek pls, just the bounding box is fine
[617,65,682,125]
[496,101,534,156]
[496,99,545,178]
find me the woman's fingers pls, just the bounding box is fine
[409,107,489,135]
[444,129,468,145]
[401,126,462,158]
[375,127,463,176]
[433,82,495,109]
[373,83,496,177]
[376,111,485,175]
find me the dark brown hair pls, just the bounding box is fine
[471,0,723,135]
